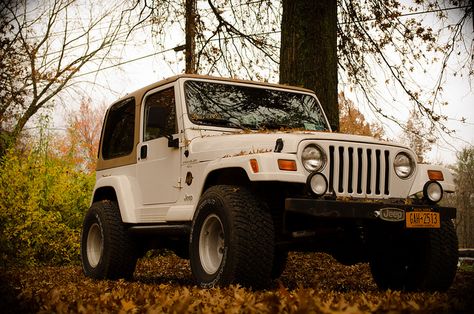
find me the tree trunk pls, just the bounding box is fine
[279,0,338,131]
[185,0,197,74]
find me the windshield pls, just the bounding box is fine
[184,80,330,131]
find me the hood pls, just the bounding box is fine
[187,130,409,158]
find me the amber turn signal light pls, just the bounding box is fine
[250,159,259,173]
[427,170,444,181]
[278,159,297,171]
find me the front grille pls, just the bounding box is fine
[328,145,390,197]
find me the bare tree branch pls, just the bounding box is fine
[0,0,151,154]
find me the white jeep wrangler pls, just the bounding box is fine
[81,74,458,291]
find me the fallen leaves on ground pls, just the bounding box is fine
[1,252,473,313]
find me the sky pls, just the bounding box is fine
[51,1,473,166]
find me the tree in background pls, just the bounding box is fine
[149,0,472,139]
[3,0,471,153]
[2,1,472,156]
[453,147,474,248]
[0,0,147,157]
[149,0,280,79]
[56,100,106,173]
[0,96,106,265]
[403,109,434,163]
[0,130,95,266]
[184,0,198,74]
[0,11,28,149]
[337,0,471,134]
[279,0,338,130]
[338,93,385,139]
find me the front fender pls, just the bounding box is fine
[409,164,455,196]
[93,175,137,223]
[203,153,306,183]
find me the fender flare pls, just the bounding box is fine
[203,153,304,182]
[92,175,138,223]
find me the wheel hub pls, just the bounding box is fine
[87,223,103,267]
[199,214,225,274]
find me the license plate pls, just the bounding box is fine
[406,211,440,228]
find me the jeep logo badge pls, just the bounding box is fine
[376,208,405,222]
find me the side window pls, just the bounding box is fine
[143,87,177,141]
[101,98,135,159]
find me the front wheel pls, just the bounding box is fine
[370,220,458,291]
[81,200,138,280]
[189,185,274,288]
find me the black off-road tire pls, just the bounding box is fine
[81,200,138,280]
[370,220,458,291]
[189,185,275,288]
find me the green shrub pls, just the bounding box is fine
[0,148,94,266]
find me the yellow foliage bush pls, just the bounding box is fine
[0,148,94,266]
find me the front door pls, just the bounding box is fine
[137,85,180,205]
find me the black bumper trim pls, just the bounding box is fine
[285,198,456,221]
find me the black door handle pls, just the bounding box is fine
[140,145,148,159]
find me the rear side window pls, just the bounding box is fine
[101,98,135,159]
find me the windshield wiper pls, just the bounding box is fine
[193,117,245,130]
[258,122,289,130]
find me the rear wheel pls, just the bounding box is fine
[370,220,458,291]
[189,185,274,288]
[81,200,138,280]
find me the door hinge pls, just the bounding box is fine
[174,177,182,189]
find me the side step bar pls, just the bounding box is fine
[127,224,191,236]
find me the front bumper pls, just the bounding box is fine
[285,198,456,222]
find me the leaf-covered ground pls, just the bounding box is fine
[1,252,473,313]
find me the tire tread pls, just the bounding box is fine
[190,185,274,288]
[81,200,137,280]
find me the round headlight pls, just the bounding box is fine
[423,181,443,203]
[302,144,326,172]
[394,152,415,179]
[307,172,328,197]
